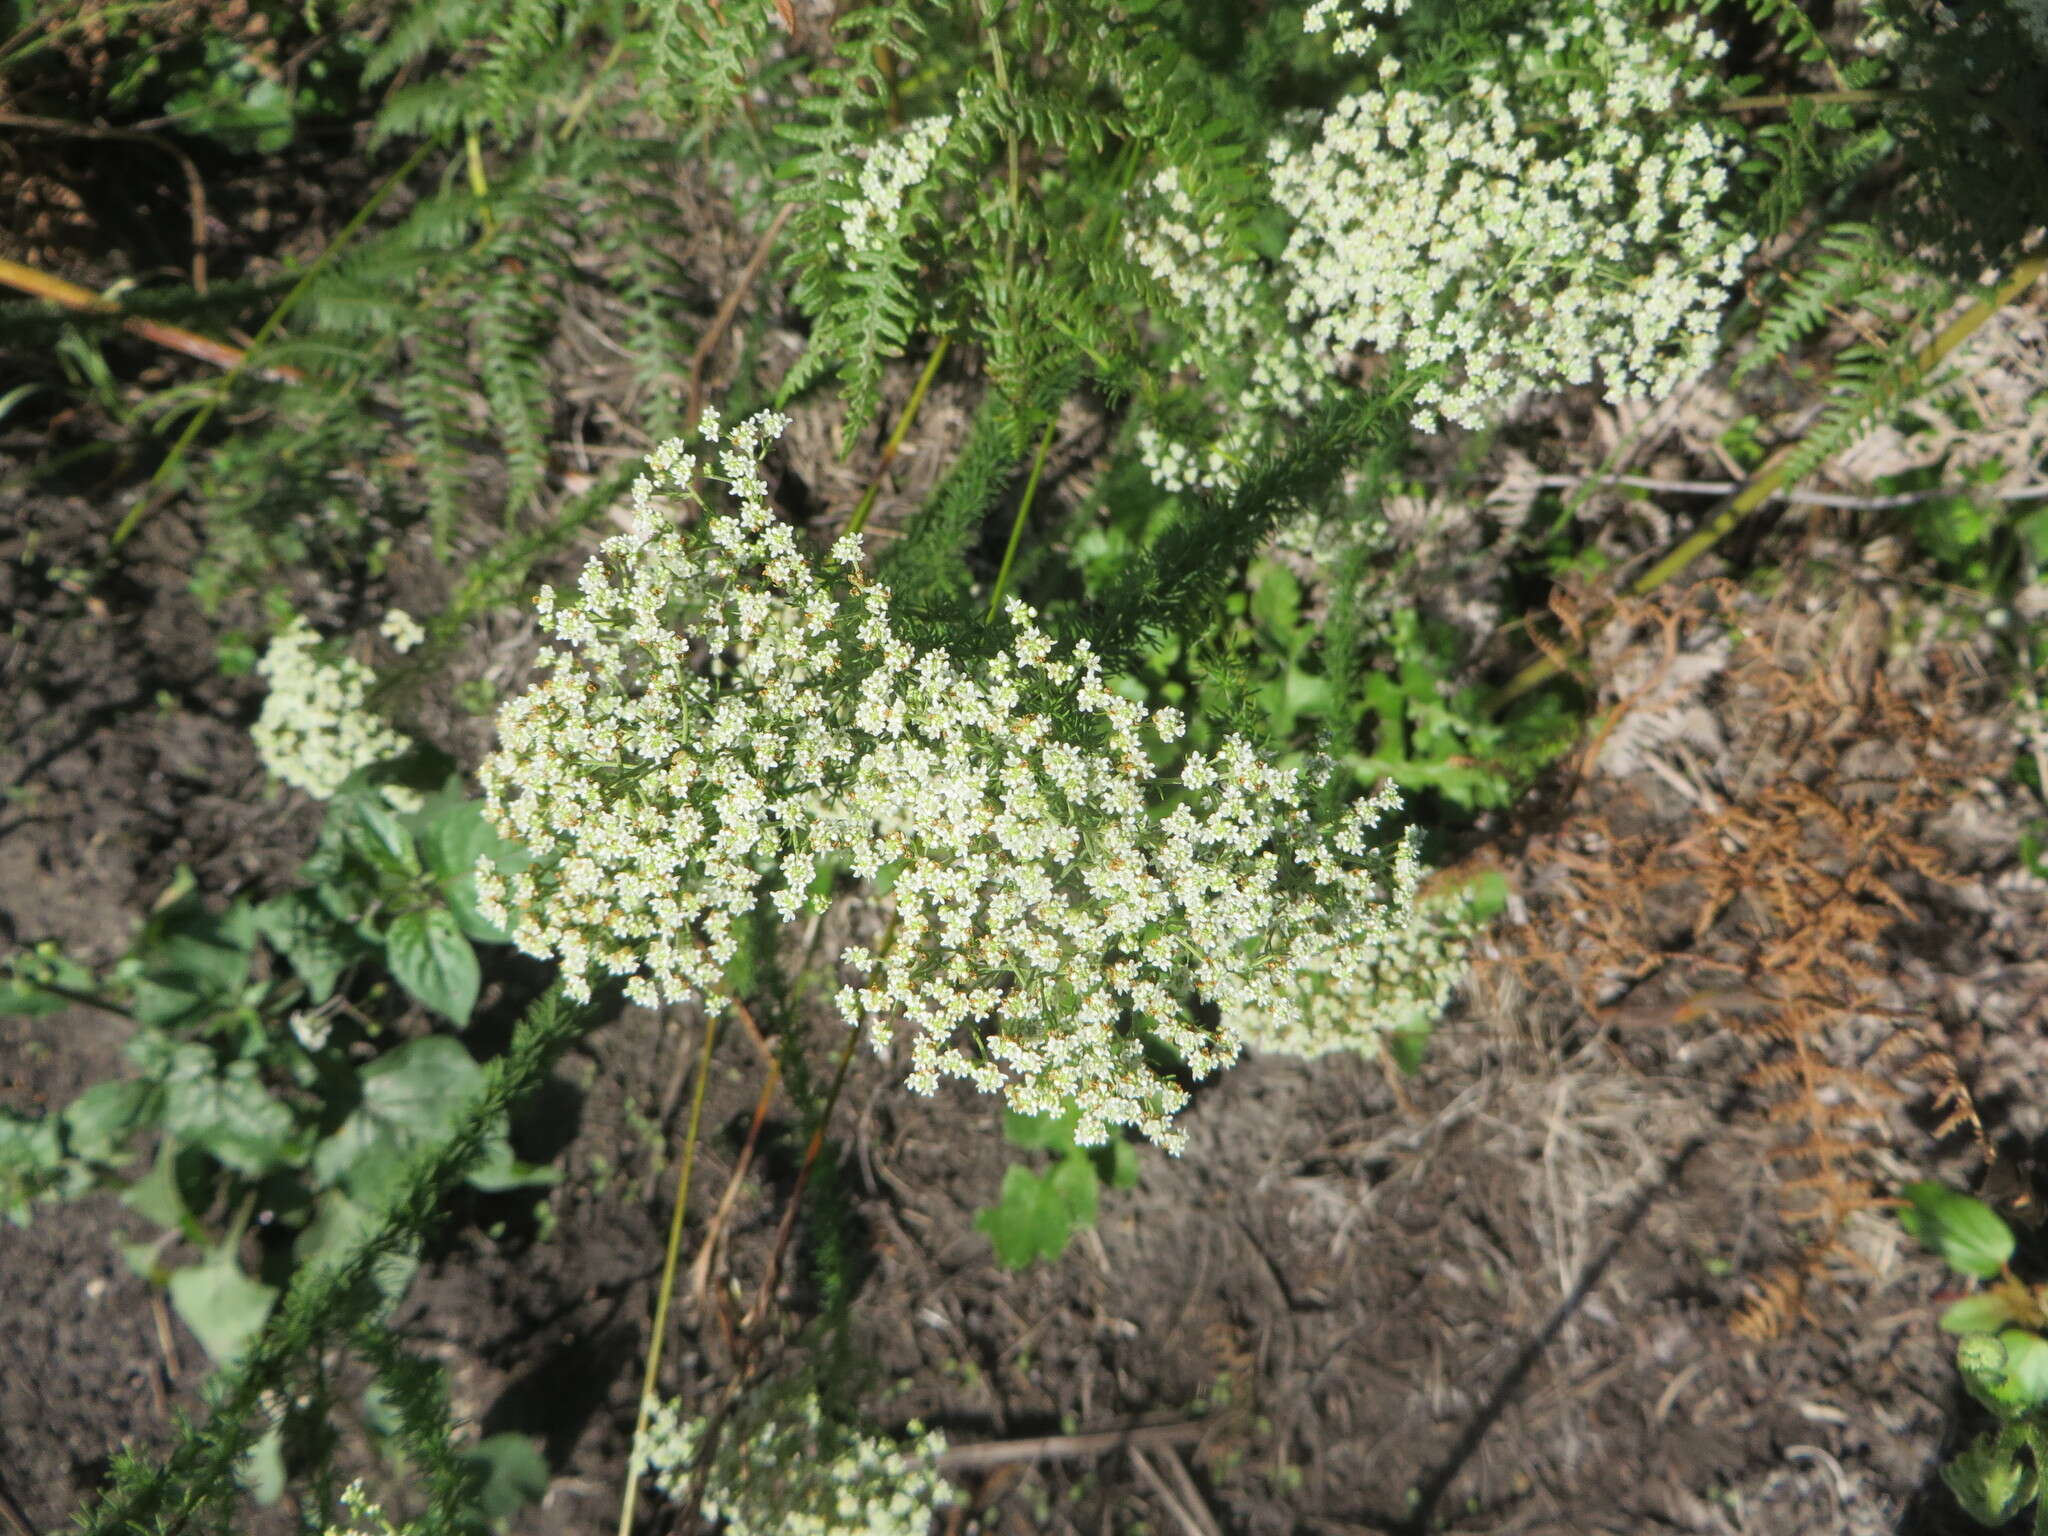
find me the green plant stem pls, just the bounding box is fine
[1716,88,1898,113]
[986,412,1058,621]
[1487,249,2048,713]
[1490,252,2048,716]
[617,1004,721,1536]
[845,335,951,538]
[107,134,440,552]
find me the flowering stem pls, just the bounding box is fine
[618,1003,721,1536]
[845,334,951,538]
[985,412,1058,621]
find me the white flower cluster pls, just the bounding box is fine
[252,616,413,800]
[1304,0,1410,57]
[320,1482,407,1536]
[1271,0,1753,430]
[840,113,954,252]
[378,607,425,653]
[1121,0,1753,465]
[639,1388,953,1536]
[1122,165,1340,495]
[475,410,1432,1149]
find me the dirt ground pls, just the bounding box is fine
[7,123,2048,1536]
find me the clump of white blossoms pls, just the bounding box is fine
[1122,0,1754,472]
[319,1482,409,1536]
[1122,163,1338,496]
[378,607,426,653]
[1273,0,1754,430]
[474,410,1434,1150]
[638,1387,952,1536]
[839,112,955,253]
[252,616,413,800]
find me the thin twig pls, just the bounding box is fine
[687,1057,782,1309]
[1128,1448,1208,1536]
[0,1473,39,1536]
[845,335,950,538]
[739,1019,865,1332]
[985,412,1058,621]
[1519,470,2048,509]
[683,202,794,434]
[936,1419,1211,1470]
[0,257,301,384]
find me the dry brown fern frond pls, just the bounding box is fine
[1493,576,2000,1338]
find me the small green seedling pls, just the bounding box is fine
[0,765,548,1443]
[975,1104,1139,1269]
[1900,1181,2048,1530]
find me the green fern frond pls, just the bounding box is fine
[1737,221,1893,382]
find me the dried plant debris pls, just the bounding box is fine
[1501,574,2006,1340]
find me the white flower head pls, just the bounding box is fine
[378,608,426,653]
[252,617,413,800]
[478,410,1439,1150]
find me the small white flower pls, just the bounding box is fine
[252,617,412,801]
[378,608,426,653]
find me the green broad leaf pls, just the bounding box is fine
[467,1133,558,1193]
[0,968,81,1017]
[1944,1293,2024,1335]
[61,1079,160,1164]
[443,877,511,946]
[253,890,360,1004]
[976,1163,1077,1269]
[1457,870,1510,923]
[1047,1151,1099,1229]
[314,1036,482,1202]
[2016,505,2048,564]
[122,1141,203,1237]
[1100,1137,1139,1192]
[159,1054,297,1176]
[418,797,527,883]
[1003,1106,1081,1152]
[975,1147,1103,1271]
[1999,1329,2048,1411]
[1901,1182,2016,1279]
[242,1423,286,1506]
[119,1230,177,1285]
[0,1112,66,1223]
[461,1434,550,1522]
[128,975,217,1030]
[1943,1429,2037,1526]
[166,1251,277,1369]
[132,876,259,1001]
[385,908,480,1024]
[1248,561,1302,646]
[347,797,422,879]
[295,1188,418,1312]
[1387,1023,1433,1076]
[0,983,68,1017]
